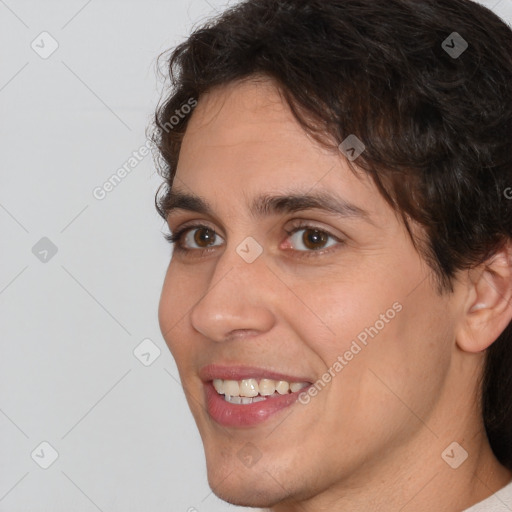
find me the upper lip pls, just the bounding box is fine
[199,364,313,383]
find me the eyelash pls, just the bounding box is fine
[164,221,344,259]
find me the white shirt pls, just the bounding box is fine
[463,480,512,511]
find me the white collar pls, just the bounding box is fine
[463,480,512,512]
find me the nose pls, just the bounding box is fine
[189,244,276,342]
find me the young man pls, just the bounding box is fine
[152,0,512,510]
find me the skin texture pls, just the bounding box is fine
[158,77,512,511]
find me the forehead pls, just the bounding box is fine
[174,78,381,217]
[179,79,324,171]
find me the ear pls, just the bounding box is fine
[456,241,512,354]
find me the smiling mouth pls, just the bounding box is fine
[212,378,310,404]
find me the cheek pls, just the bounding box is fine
[287,268,454,422]
[282,272,403,365]
[370,284,454,376]
[158,268,175,344]
[158,265,198,353]
[332,284,454,437]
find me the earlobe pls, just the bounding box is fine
[456,242,512,354]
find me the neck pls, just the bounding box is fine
[272,427,510,512]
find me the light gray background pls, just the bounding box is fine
[1,1,511,511]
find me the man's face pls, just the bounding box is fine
[159,79,460,508]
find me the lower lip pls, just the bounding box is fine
[204,382,309,427]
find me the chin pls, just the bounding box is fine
[207,473,286,509]
[212,488,279,509]
[204,455,291,509]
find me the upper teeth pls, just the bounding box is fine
[213,378,309,397]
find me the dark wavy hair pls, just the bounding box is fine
[150,0,512,468]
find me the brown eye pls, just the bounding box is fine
[287,227,337,252]
[193,227,217,247]
[302,229,329,250]
[166,224,225,255]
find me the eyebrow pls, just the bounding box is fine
[164,189,371,222]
